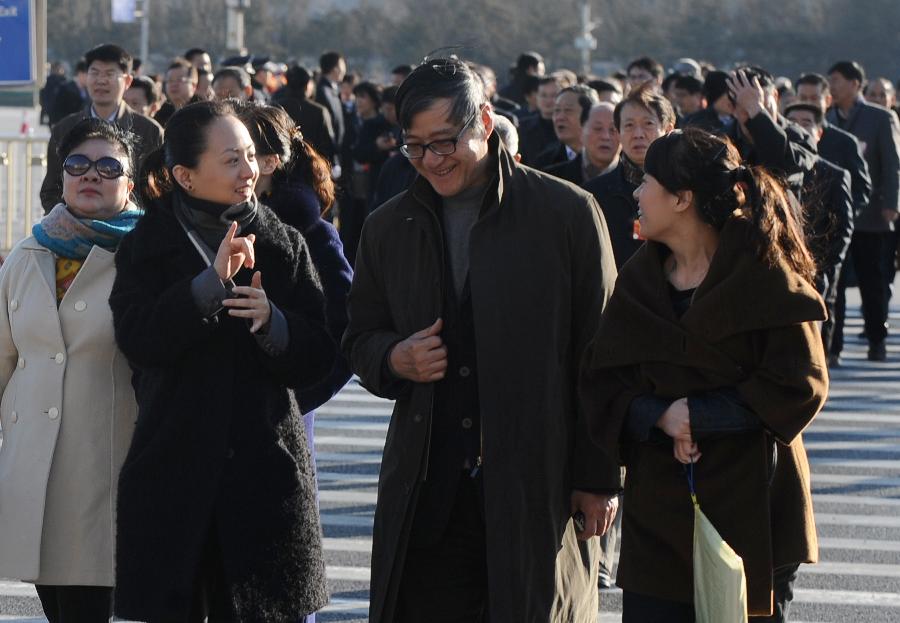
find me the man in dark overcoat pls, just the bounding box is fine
[343,58,620,623]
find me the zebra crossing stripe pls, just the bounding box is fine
[819,537,900,552]
[812,473,900,487]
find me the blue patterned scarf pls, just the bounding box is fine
[33,202,142,259]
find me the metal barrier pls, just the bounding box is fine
[0,134,48,253]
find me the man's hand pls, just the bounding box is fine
[571,491,619,541]
[883,208,899,223]
[727,70,765,120]
[388,318,448,383]
[657,398,702,464]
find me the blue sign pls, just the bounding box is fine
[0,0,33,85]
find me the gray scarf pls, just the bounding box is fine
[172,190,258,264]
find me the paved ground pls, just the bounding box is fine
[1,288,899,622]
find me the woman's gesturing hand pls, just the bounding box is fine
[224,271,271,333]
[657,397,702,464]
[214,221,256,281]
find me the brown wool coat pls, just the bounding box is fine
[579,217,828,616]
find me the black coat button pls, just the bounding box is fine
[459,366,471,378]
[225,448,235,459]
[461,418,473,429]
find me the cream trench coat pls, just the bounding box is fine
[0,237,137,585]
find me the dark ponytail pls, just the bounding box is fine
[737,164,816,284]
[644,127,817,285]
[138,145,173,205]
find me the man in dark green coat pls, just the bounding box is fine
[342,58,621,623]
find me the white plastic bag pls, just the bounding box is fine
[689,463,748,623]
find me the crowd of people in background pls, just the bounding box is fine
[38,46,900,369]
[9,38,898,623]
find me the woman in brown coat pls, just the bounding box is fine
[580,127,828,622]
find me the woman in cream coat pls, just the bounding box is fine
[0,119,141,622]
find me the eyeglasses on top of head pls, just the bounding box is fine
[63,154,129,179]
[399,111,479,159]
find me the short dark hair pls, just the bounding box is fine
[342,71,360,86]
[784,102,824,126]
[396,57,485,131]
[352,81,382,108]
[558,84,600,124]
[626,56,663,80]
[132,57,142,73]
[587,78,621,97]
[75,59,88,73]
[614,83,676,130]
[828,61,865,85]
[515,52,544,74]
[661,73,680,92]
[796,73,829,94]
[85,44,132,74]
[58,117,136,178]
[285,64,312,94]
[319,51,344,75]
[735,65,775,91]
[128,75,160,106]
[184,48,209,63]
[522,75,541,96]
[391,64,414,78]
[167,57,198,82]
[675,75,703,95]
[538,75,561,89]
[213,67,251,89]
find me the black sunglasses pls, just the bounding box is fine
[62,154,129,179]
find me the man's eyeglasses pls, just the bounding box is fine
[399,111,478,160]
[63,154,129,179]
[87,69,125,82]
[166,77,194,85]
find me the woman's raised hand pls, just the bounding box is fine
[214,221,256,281]
[224,271,271,333]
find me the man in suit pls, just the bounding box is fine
[272,65,336,164]
[826,60,900,361]
[316,51,347,161]
[533,84,599,170]
[40,44,163,212]
[796,73,872,217]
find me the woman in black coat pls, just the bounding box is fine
[109,100,334,622]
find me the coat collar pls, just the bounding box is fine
[18,236,114,299]
[827,96,865,131]
[592,217,826,369]
[83,101,133,129]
